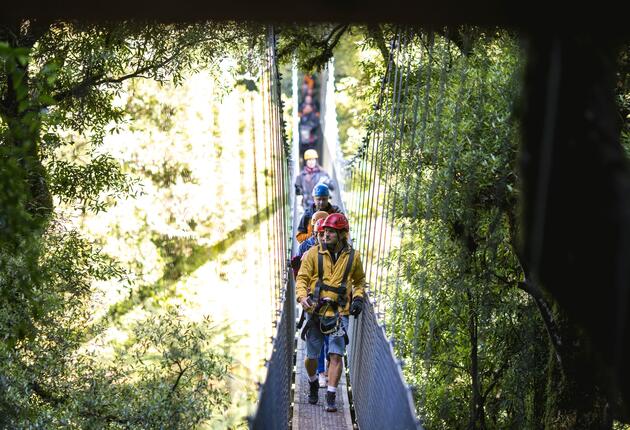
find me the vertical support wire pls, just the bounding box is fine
[270,33,283,314]
[410,27,450,379]
[371,29,404,312]
[353,32,397,264]
[365,30,402,312]
[261,44,275,322]
[378,29,414,325]
[268,35,281,315]
[386,29,421,342]
[372,28,410,316]
[272,30,286,288]
[421,29,468,414]
[359,31,399,276]
[399,33,434,357]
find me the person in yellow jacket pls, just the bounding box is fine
[295,213,366,412]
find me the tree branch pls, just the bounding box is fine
[50,34,221,106]
[517,279,563,360]
[169,361,188,397]
[367,24,390,66]
[481,357,510,401]
[30,381,63,406]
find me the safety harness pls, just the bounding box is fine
[300,247,355,345]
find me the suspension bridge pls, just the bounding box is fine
[246,24,630,428]
[248,28,436,430]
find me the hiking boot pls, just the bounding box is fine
[325,391,337,412]
[308,379,319,404]
[318,373,327,388]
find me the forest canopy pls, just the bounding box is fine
[2,18,630,430]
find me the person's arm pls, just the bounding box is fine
[297,238,312,258]
[324,174,336,191]
[296,248,315,309]
[350,252,366,300]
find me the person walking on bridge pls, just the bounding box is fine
[296,213,365,412]
[295,183,341,243]
[297,217,331,388]
[295,149,336,210]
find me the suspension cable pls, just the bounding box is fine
[359,30,399,273]
[371,28,405,312]
[410,28,451,380]
[365,30,402,313]
[388,29,422,343]
[374,28,413,319]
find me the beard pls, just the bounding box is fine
[324,232,339,248]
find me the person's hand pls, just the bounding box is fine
[350,297,364,317]
[300,296,314,311]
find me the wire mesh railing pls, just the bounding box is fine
[347,298,420,429]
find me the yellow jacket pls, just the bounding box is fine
[296,243,366,316]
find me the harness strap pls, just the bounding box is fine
[313,247,355,307]
[341,249,355,285]
[313,251,324,303]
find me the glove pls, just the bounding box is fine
[350,297,364,317]
[300,296,314,311]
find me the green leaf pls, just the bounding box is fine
[17,99,29,113]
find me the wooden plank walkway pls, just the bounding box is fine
[292,331,353,430]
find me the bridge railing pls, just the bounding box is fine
[249,272,295,430]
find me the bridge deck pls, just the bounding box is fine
[292,331,353,430]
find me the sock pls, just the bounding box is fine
[309,375,318,382]
[327,386,337,393]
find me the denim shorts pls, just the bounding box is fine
[305,314,349,359]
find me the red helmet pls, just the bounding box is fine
[314,218,326,233]
[322,213,349,231]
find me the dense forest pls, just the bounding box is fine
[2,19,630,429]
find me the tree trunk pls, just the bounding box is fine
[467,288,486,430]
[520,31,630,417]
[543,305,612,429]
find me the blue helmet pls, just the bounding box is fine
[312,183,330,197]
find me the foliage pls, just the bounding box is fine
[1,21,266,427]
[1,304,233,429]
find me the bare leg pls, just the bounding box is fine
[327,353,343,388]
[305,357,318,378]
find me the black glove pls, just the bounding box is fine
[350,297,364,317]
